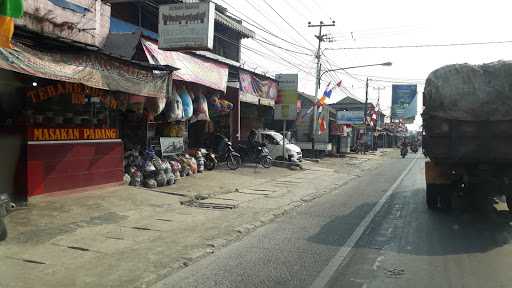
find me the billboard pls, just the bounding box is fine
[159,1,215,50]
[239,70,278,105]
[391,84,417,121]
[336,111,364,125]
[275,74,299,120]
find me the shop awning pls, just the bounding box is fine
[0,41,174,98]
[141,39,228,93]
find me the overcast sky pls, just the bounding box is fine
[217,0,512,129]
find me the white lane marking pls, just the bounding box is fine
[372,256,384,270]
[310,158,418,288]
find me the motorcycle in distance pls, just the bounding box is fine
[199,148,217,171]
[236,142,273,168]
[0,193,14,241]
[206,134,242,170]
[410,143,419,153]
[400,146,408,158]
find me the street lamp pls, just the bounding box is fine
[319,62,392,82]
[312,61,392,156]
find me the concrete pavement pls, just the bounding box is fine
[0,151,389,288]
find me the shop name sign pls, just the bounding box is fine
[27,83,119,109]
[28,128,119,141]
[159,1,215,50]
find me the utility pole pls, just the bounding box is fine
[373,85,385,129]
[308,20,335,158]
[363,77,369,154]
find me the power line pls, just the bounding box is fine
[252,37,314,56]
[214,0,312,51]
[262,0,317,49]
[327,40,512,50]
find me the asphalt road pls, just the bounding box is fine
[153,153,512,288]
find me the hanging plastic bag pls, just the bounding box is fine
[166,86,183,121]
[192,91,210,122]
[179,87,193,120]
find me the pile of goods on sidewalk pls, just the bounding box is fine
[123,147,206,189]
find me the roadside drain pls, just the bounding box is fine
[130,226,161,231]
[155,218,173,222]
[67,246,90,252]
[22,259,47,265]
[181,199,238,209]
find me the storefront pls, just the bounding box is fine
[238,70,277,141]
[0,41,174,201]
[140,39,233,151]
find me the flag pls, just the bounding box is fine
[319,117,326,134]
[0,0,24,18]
[0,0,24,49]
[0,16,14,48]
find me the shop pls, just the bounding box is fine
[140,39,233,152]
[238,70,277,141]
[0,41,174,201]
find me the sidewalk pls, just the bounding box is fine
[0,152,391,288]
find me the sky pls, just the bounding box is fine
[217,0,512,130]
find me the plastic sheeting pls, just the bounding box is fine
[423,61,512,121]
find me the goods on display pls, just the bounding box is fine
[178,87,193,120]
[192,92,210,122]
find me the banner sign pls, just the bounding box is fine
[331,123,347,136]
[159,1,215,50]
[239,70,278,105]
[336,110,364,125]
[160,137,185,156]
[142,39,228,92]
[0,42,170,98]
[28,128,119,141]
[391,84,417,120]
[275,74,298,120]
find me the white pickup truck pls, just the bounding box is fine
[254,130,303,162]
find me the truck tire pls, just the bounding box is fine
[440,189,453,210]
[426,184,438,210]
[0,218,7,241]
[507,195,512,212]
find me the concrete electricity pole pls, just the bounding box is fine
[373,85,386,128]
[308,20,335,158]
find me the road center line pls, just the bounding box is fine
[309,158,418,288]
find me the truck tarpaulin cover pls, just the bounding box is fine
[0,41,170,98]
[424,61,512,121]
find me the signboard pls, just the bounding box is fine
[336,111,364,125]
[142,39,228,92]
[275,74,298,120]
[331,123,347,136]
[0,42,170,98]
[391,84,417,121]
[159,1,215,50]
[239,70,278,105]
[160,137,184,156]
[28,128,119,141]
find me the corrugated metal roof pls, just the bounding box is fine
[215,12,255,39]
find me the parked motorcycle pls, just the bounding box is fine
[400,146,408,158]
[199,148,217,171]
[236,143,273,168]
[222,141,242,170]
[0,193,12,241]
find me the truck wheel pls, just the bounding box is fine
[440,190,453,211]
[426,184,438,210]
[0,218,7,241]
[507,195,512,212]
